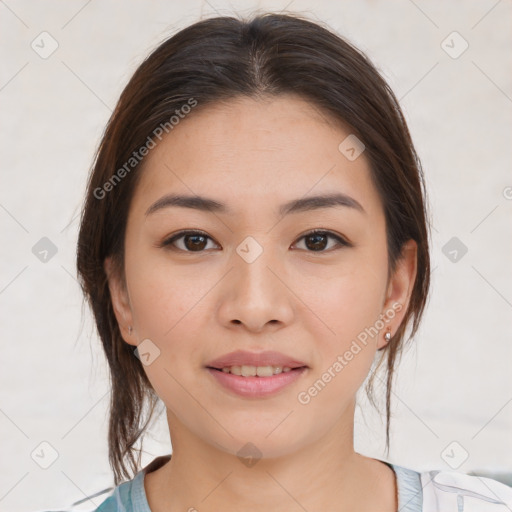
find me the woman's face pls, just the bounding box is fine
[107,95,416,459]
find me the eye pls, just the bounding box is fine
[292,229,350,252]
[160,229,350,253]
[161,230,219,252]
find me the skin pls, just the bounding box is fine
[105,94,417,511]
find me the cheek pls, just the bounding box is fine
[306,253,388,345]
[124,249,220,411]
[125,246,211,341]
[297,250,388,392]
[124,254,211,423]
[295,279,385,415]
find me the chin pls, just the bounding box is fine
[199,421,310,461]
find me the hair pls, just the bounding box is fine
[76,12,431,485]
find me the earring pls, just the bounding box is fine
[384,328,391,343]
[128,326,133,335]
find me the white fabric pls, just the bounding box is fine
[421,470,512,511]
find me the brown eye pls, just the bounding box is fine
[161,229,350,253]
[162,230,219,252]
[182,233,207,251]
[294,230,349,252]
[305,232,328,251]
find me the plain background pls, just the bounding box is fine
[1,1,511,510]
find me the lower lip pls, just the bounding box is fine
[206,367,308,398]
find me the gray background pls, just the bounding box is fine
[1,0,511,511]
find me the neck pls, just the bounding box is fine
[144,405,397,512]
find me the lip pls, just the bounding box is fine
[205,350,308,370]
[207,366,308,398]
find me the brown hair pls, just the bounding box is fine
[77,12,431,485]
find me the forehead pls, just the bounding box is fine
[132,95,383,220]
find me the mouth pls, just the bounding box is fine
[205,349,308,373]
[206,364,308,377]
[204,350,309,398]
[206,366,308,398]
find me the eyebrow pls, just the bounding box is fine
[145,192,365,217]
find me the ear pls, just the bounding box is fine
[377,239,418,350]
[104,256,137,346]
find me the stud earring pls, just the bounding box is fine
[128,326,133,335]
[384,328,391,343]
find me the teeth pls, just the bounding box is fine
[230,366,242,376]
[219,365,296,376]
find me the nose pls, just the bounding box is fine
[217,243,295,333]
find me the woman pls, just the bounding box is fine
[76,12,512,512]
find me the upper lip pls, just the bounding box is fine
[206,350,308,369]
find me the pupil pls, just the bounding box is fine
[185,234,206,251]
[307,233,326,251]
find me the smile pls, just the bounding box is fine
[206,366,308,397]
[217,365,296,377]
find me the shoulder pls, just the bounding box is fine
[93,479,133,512]
[389,462,512,512]
[91,456,171,512]
[92,471,146,512]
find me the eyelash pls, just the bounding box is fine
[159,229,351,253]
